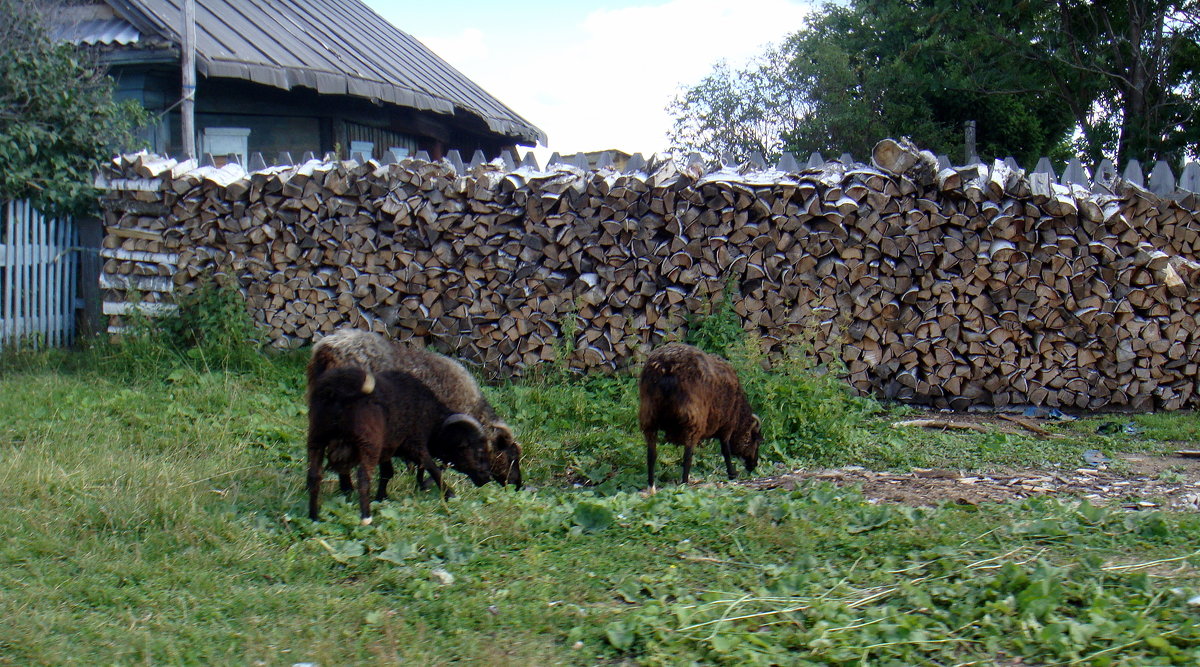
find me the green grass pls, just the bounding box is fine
[1,343,1199,665]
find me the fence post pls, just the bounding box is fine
[964,120,976,164]
[1,201,10,347]
[1061,158,1090,187]
[77,216,103,338]
[1149,160,1176,196]
[1178,161,1200,193]
[1033,157,1056,181]
[1123,159,1145,188]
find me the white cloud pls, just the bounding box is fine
[411,1,812,158]
[418,27,489,65]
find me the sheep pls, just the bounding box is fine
[638,342,762,490]
[306,365,493,524]
[307,329,522,488]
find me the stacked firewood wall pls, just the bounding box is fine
[96,139,1200,410]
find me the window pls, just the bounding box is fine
[350,140,375,160]
[202,127,251,166]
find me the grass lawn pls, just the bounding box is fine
[1,342,1199,665]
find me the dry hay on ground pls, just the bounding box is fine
[746,453,1200,510]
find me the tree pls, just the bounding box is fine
[668,1,1080,164]
[785,0,1082,164]
[0,0,148,216]
[667,45,814,160]
[1031,0,1200,165]
[668,0,1200,167]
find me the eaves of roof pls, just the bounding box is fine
[100,0,545,145]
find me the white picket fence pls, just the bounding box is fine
[0,200,79,350]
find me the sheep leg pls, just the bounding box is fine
[419,454,453,499]
[357,452,379,525]
[306,437,326,521]
[720,439,737,480]
[376,458,395,502]
[413,465,436,492]
[644,429,658,491]
[681,437,698,485]
[338,472,355,496]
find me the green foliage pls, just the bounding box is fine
[158,275,266,366]
[669,0,1200,165]
[487,371,644,491]
[783,0,1079,164]
[104,274,268,378]
[686,282,879,465]
[1029,0,1200,165]
[684,278,745,358]
[735,340,880,465]
[667,45,813,160]
[1,349,1200,663]
[0,0,149,216]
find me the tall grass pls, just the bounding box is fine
[103,274,272,379]
[2,281,1198,664]
[685,282,881,467]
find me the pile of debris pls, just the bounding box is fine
[747,458,1200,511]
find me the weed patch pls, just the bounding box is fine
[2,334,1199,663]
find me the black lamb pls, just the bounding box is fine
[306,366,492,524]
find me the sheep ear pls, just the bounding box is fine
[493,422,519,451]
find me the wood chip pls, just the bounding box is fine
[996,414,1064,438]
[891,419,990,433]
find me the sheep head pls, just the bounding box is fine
[488,422,523,489]
[439,413,493,487]
[740,414,763,473]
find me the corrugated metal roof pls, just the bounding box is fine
[104,0,546,144]
[53,17,143,46]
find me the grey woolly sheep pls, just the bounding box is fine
[639,343,762,490]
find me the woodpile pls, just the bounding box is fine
[96,138,1200,410]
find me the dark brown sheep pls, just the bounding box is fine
[308,330,522,488]
[306,366,492,524]
[638,343,762,490]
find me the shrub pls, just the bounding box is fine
[686,281,879,465]
[685,277,744,358]
[734,338,879,464]
[107,274,267,376]
[159,275,265,366]
[0,0,149,216]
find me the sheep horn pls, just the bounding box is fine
[361,372,375,395]
[751,414,761,428]
[442,413,484,433]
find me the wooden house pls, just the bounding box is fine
[53,0,545,163]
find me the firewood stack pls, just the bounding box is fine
[96,139,1200,410]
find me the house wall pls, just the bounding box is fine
[194,113,322,162]
[108,67,173,154]
[107,69,519,162]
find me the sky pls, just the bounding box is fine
[363,0,813,159]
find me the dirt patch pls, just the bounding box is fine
[747,456,1200,511]
[1119,451,1200,478]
